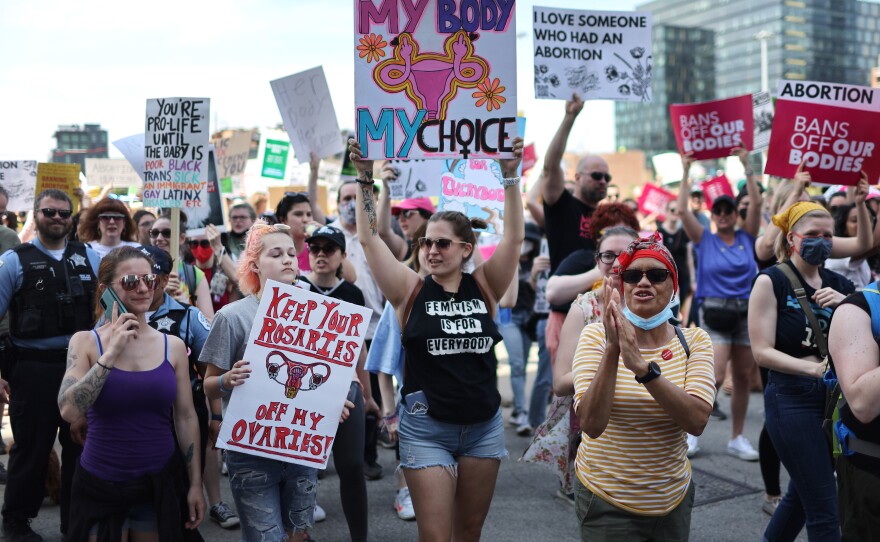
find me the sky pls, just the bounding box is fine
[0,0,641,163]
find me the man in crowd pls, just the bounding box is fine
[223,202,255,263]
[0,189,100,542]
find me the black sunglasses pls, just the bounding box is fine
[284,191,309,200]
[149,228,172,238]
[621,269,671,284]
[589,172,612,183]
[115,273,160,292]
[41,208,72,219]
[308,243,340,255]
[418,237,468,250]
[188,240,211,249]
[596,251,620,265]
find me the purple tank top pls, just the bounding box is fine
[79,330,178,482]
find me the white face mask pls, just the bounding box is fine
[339,201,357,224]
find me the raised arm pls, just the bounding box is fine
[677,154,705,245]
[475,137,525,302]
[545,267,603,306]
[734,148,763,238]
[308,152,327,225]
[348,138,420,309]
[542,95,583,206]
[830,172,873,258]
[830,303,880,424]
[756,170,809,261]
[526,173,546,228]
[376,162,408,260]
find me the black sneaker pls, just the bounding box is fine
[2,518,43,542]
[710,401,728,421]
[364,461,384,481]
[0,439,6,455]
[0,462,7,484]
[209,501,240,529]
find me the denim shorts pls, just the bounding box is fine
[226,450,318,541]
[699,303,750,346]
[398,401,508,473]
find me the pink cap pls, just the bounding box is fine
[391,197,436,216]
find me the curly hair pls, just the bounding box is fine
[78,199,136,243]
[237,220,294,296]
[590,203,640,242]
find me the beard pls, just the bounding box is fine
[37,220,72,242]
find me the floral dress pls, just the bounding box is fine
[522,289,601,493]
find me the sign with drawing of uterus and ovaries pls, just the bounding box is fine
[354,0,518,160]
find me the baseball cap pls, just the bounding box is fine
[139,244,173,275]
[391,198,436,216]
[711,195,737,212]
[306,226,346,251]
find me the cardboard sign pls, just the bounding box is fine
[766,80,880,185]
[752,91,774,153]
[701,174,734,208]
[532,7,652,102]
[85,158,142,188]
[354,0,518,160]
[384,159,442,200]
[216,280,373,468]
[183,148,227,237]
[262,138,290,180]
[0,161,37,212]
[271,67,344,162]
[36,163,81,213]
[144,97,211,208]
[670,95,754,160]
[113,133,146,181]
[439,158,507,235]
[214,130,253,194]
[637,184,676,221]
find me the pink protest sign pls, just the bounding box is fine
[701,175,734,208]
[637,184,676,221]
[522,143,537,174]
[670,95,754,160]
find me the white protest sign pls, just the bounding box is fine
[385,159,442,200]
[533,7,652,102]
[216,280,373,468]
[144,97,210,208]
[112,133,146,181]
[183,147,228,237]
[271,67,344,162]
[752,91,774,153]
[0,161,37,212]
[439,158,507,235]
[85,158,142,188]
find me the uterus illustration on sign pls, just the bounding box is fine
[374,31,489,121]
[266,350,331,399]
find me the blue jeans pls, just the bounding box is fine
[226,451,318,542]
[529,317,553,428]
[763,371,840,542]
[497,308,530,416]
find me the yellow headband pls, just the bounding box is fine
[771,201,829,235]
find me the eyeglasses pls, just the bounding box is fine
[99,214,126,222]
[418,237,468,250]
[589,172,612,183]
[40,208,72,219]
[149,228,172,239]
[308,243,340,255]
[230,215,251,221]
[621,269,671,285]
[667,208,678,214]
[115,273,160,292]
[188,240,211,249]
[596,251,620,265]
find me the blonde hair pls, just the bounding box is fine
[773,209,832,262]
[237,220,294,296]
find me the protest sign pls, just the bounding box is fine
[183,148,227,237]
[262,138,290,180]
[752,91,774,153]
[354,0,518,160]
[766,81,880,185]
[214,130,253,194]
[522,143,537,174]
[637,183,676,221]
[532,238,550,314]
[216,279,372,468]
[143,98,211,208]
[439,158,507,235]
[700,174,734,208]
[532,7,652,102]
[36,163,81,213]
[113,133,146,181]
[384,159,442,200]
[0,161,37,212]
[271,67,344,162]
[85,158,142,188]
[670,95,754,160]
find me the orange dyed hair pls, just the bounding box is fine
[237,220,294,296]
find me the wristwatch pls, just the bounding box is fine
[635,361,662,385]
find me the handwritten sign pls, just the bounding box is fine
[439,158,507,235]
[214,130,253,194]
[216,280,372,468]
[144,97,210,208]
[701,174,734,208]
[670,95,754,160]
[271,67,344,162]
[354,0,518,160]
[36,163,81,213]
[0,161,37,212]
[385,159,442,200]
[766,80,880,185]
[533,7,652,102]
[85,158,142,188]
[637,184,676,221]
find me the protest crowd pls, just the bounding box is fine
[3,3,880,542]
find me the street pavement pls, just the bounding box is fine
[0,348,807,541]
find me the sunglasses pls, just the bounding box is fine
[115,273,160,292]
[188,240,211,249]
[399,209,421,219]
[149,228,172,239]
[229,215,251,221]
[589,171,612,183]
[308,243,340,255]
[418,237,468,250]
[284,191,309,200]
[596,251,620,265]
[41,208,72,219]
[99,214,126,222]
[621,269,671,285]
[712,207,736,216]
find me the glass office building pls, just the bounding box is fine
[51,124,108,169]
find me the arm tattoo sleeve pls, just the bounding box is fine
[59,363,111,414]
[361,183,378,236]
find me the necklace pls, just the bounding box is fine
[444,290,457,304]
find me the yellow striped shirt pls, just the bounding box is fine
[573,324,715,515]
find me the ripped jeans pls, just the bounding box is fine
[226,450,318,541]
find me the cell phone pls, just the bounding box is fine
[98,286,128,320]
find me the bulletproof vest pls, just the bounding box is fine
[147,303,200,382]
[11,241,97,340]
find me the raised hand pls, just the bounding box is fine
[681,152,696,180]
[730,146,750,167]
[611,301,648,376]
[222,360,251,390]
[103,302,140,362]
[499,137,524,178]
[566,93,584,117]
[348,138,374,178]
[855,171,870,205]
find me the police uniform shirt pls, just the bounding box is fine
[147,293,211,360]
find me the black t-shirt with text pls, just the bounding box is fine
[543,189,595,273]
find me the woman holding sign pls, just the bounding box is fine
[348,137,524,541]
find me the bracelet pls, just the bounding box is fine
[502,176,521,186]
[96,360,112,371]
[382,412,399,423]
[744,169,755,176]
[356,178,375,186]
[218,375,232,394]
[211,414,223,422]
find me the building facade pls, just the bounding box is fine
[51,123,108,169]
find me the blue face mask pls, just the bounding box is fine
[623,305,674,330]
[797,236,833,266]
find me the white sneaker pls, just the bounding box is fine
[516,422,534,437]
[726,435,759,461]
[510,410,529,428]
[394,487,416,520]
[313,503,326,523]
[686,434,700,458]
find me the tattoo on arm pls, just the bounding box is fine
[361,183,378,236]
[185,443,194,467]
[59,364,111,415]
[66,350,78,370]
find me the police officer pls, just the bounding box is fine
[0,189,100,542]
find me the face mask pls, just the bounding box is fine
[191,245,214,263]
[796,235,833,265]
[622,305,674,330]
[340,201,357,224]
[521,241,534,256]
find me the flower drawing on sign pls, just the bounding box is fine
[374,31,488,121]
[534,64,562,98]
[472,77,507,111]
[358,33,387,63]
[265,350,331,399]
[607,49,653,102]
[605,65,620,82]
[565,66,600,95]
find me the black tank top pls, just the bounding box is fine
[402,274,502,424]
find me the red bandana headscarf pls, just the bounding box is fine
[615,232,679,293]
